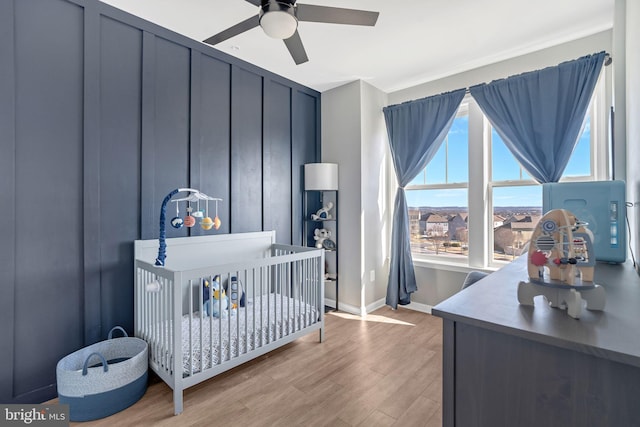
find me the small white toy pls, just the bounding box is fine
[311,202,334,221]
[314,228,331,249]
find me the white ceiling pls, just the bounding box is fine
[99,0,614,93]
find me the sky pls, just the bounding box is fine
[406,115,591,208]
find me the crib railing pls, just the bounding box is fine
[135,264,176,379]
[134,243,324,398]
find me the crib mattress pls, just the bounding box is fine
[147,293,318,376]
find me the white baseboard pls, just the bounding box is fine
[324,298,359,315]
[365,298,387,314]
[402,301,433,314]
[324,298,410,316]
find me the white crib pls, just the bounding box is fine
[134,231,324,415]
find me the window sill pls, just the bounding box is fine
[412,257,498,275]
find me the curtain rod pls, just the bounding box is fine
[463,52,612,94]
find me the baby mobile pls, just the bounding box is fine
[156,188,223,266]
[170,194,221,231]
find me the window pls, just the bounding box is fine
[406,76,606,269]
[407,109,470,260]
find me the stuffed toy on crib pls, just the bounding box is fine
[202,276,228,317]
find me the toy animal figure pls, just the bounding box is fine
[314,228,331,248]
[203,277,228,317]
[311,202,334,221]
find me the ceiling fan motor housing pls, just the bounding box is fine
[259,1,298,39]
[260,0,296,8]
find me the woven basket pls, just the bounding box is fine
[56,326,148,421]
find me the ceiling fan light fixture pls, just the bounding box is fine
[259,2,298,40]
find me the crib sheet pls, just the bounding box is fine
[148,293,318,376]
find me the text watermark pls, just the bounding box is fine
[0,405,68,427]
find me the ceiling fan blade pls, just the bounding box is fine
[283,30,309,65]
[202,15,259,45]
[296,4,379,26]
[243,0,261,5]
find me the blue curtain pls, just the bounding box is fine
[470,52,605,183]
[383,89,466,308]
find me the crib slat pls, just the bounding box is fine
[227,272,232,361]
[280,261,284,337]
[208,277,213,368]
[254,267,258,349]
[168,277,172,372]
[188,279,193,377]
[217,277,222,365]
[268,265,272,344]
[198,278,203,374]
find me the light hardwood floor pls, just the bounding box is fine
[64,307,443,427]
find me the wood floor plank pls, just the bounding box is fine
[58,307,442,427]
[377,351,439,419]
[357,409,397,427]
[393,395,440,427]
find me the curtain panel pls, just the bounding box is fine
[470,51,606,183]
[383,89,465,308]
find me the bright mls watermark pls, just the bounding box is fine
[1,405,68,426]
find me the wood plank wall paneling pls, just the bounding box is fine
[13,0,85,400]
[0,0,17,405]
[292,90,321,245]
[99,16,143,336]
[190,53,232,236]
[231,66,264,233]
[264,79,293,244]
[0,0,320,403]
[151,37,191,239]
[83,0,102,345]
[140,30,157,240]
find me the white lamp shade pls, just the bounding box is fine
[305,163,338,191]
[260,11,298,39]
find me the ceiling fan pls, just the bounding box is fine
[203,0,379,65]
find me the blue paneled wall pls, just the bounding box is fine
[0,0,320,404]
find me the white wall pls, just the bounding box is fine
[389,31,612,105]
[321,81,390,314]
[625,0,640,271]
[321,81,363,311]
[360,82,391,309]
[613,0,627,185]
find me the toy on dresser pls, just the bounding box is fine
[517,208,606,319]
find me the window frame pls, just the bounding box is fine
[408,73,609,271]
[405,104,470,263]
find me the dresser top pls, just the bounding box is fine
[432,256,640,367]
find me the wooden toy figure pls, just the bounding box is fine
[517,208,605,319]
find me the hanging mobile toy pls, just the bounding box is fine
[184,201,196,227]
[213,199,221,230]
[170,200,184,229]
[201,198,214,230]
[154,188,223,266]
[192,200,204,218]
